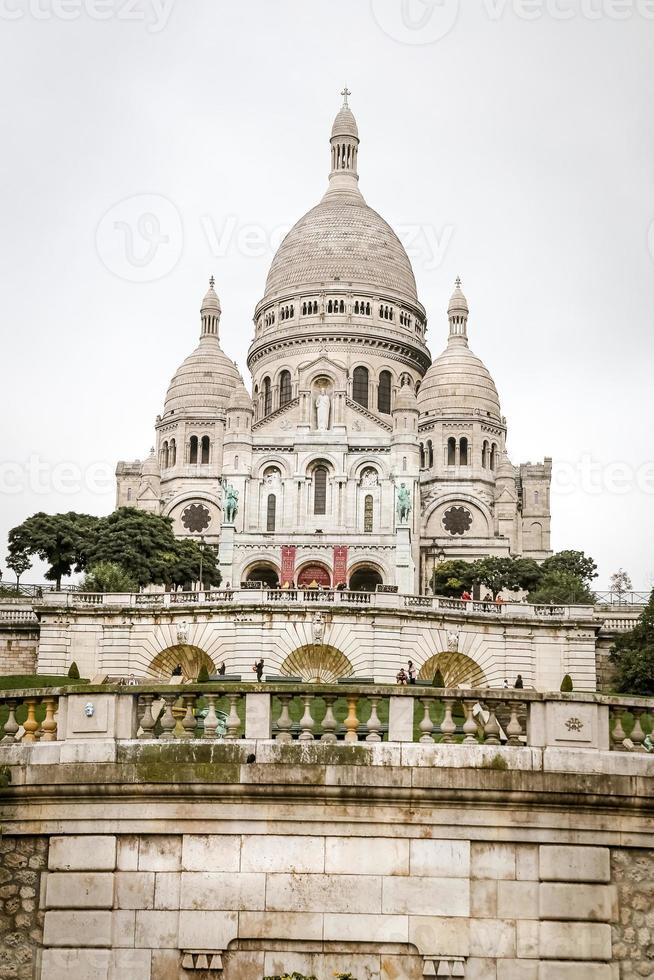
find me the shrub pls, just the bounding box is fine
[197,664,210,683]
[560,674,573,693]
[432,669,445,689]
[67,661,80,680]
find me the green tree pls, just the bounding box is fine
[528,569,595,605]
[7,512,98,590]
[610,589,654,695]
[470,557,524,598]
[560,674,573,692]
[541,550,598,586]
[431,559,474,597]
[5,551,32,590]
[67,661,80,680]
[510,558,544,593]
[80,561,138,594]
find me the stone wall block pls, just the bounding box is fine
[471,880,497,918]
[137,836,181,872]
[108,948,152,980]
[516,920,539,959]
[539,845,610,883]
[471,843,516,880]
[539,882,617,921]
[324,912,408,943]
[114,872,155,910]
[469,918,516,958]
[243,834,325,873]
[154,872,181,910]
[180,871,266,911]
[538,921,612,960]
[134,910,179,948]
[46,872,115,909]
[537,965,612,979]
[266,872,383,914]
[181,835,240,872]
[238,910,323,941]
[112,909,136,948]
[407,915,470,957]
[409,839,470,878]
[178,910,239,950]
[497,880,538,919]
[382,876,469,917]
[497,963,538,980]
[41,948,111,980]
[49,836,116,872]
[325,836,406,876]
[43,910,113,947]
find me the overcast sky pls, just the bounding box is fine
[1,0,653,590]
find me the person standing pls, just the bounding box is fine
[514,674,524,689]
[407,660,416,685]
[253,658,264,682]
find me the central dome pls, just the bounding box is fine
[262,101,419,306]
[264,197,419,301]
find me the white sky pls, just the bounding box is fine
[1,0,653,590]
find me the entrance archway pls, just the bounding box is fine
[148,644,215,681]
[418,652,487,689]
[349,565,383,592]
[281,645,353,683]
[297,563,331,588]
[245,563,279,588]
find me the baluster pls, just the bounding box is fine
[158,696,177,741]
[40,697,58,742]
[203,694,219,739]
[22,698,40,743]
[419,698,435,743]
[2,700,19,744]
[611,707,626,749]
[482,706,501,745]
[225,694,242,740]
[181,695,197,739]
[462,700,479,744]
[439,699,457,743]
[630,711,646,752]
[171,699,186,739]
[298,695,315,741]
[138,694,157,740]
[275,695,293,743]
[344,695,360,743]
[505,701,523,746]
[320,696,337,743]
[366,696,382,742]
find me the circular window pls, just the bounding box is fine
[181,503,211,533]
[442,506,473,536]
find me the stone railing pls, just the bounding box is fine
[34,589,596,621]
[1,684,652,755]
[0,607,39,624]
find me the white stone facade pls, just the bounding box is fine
[116,97,552,593]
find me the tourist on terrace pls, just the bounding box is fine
[407,660,416,684]
[217,662,226,676]
[461,590,472,602]
[253,658,264,682]
[396,667,408,685]
[514,674,524,689]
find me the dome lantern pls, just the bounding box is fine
[448,277,469,345]
[200,276,221,341]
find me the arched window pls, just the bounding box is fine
[447,437,456,466]
[161,441,169,469]
[201,435,210,465]
[189,436,198,464]
[352,366,369,409]
[378,370,392,414]
[170,439,176,466]
[490,443,498,470]
[263,377,272,416]
[402,456,407,472]
[420,443,425,469]
[460,437,469,466]
[234,455,239,469]
[279,370,292,408]
[127,487,132,502]
[427,440,434,468]
[313,466,327,516]
[364,494,374,533]
[266,494,276,532]
[482,440,489,468]
[534,490,539,504]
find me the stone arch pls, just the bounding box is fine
[297,561,332,588]
[280,644,353,683]
[348,561,385,592]
[242,560,280,588]
[251,455,291,480]
[418,651,487,688]
[147,644,215,681]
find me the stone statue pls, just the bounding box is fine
[396,482,412,523]
[176,621,189,645]
[315,387,331,431]
[447,629,459,653]
[312,611,324,646]
[224,484,239,524]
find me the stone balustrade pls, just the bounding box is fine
[1,684,652,755]
[33,588,596,621]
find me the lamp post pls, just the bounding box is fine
[197,536,206,592]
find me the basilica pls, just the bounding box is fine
[116,95,552,594]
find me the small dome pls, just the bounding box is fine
[201,279,221,314]
[418,343,501,421]
[448,277,469,316]
[331,107,359,140]
[394,384,419,412]
[496,451,515,480]
[164,342,243,416]
[227,383,254,411]
[141,447,160,477]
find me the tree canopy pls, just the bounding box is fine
[7,512,97,590]
[610,589,654,696]
[540,550,598,586]
[431,559,475,597]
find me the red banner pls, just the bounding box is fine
[281,546,297,588]
[333,545,348,586]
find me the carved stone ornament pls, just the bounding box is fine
[176,621,189,645]
[447,629,460,653]
[360,467,378,487]
[181,503,211,533]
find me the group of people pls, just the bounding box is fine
[396,660,417,685]
[503,675,524,689]
[461,589,505,605]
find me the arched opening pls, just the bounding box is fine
[161,441,169,469]
[420,443,426,469]
[364,494,374,533]
[266,494,276,532]
[352,366,369,409]
[297,563,332,588]
[378,370,392,414]
[245,563,279,588]
[482,440,489,468]
[490,443,498,470]
[427,439,434,468]
[460,437,468,466]
[279,370,292,408]
[201,435,210,465]
[170,439,176,466]
[148,644,215,682]
[263,377,272,416]
[280,645,354,684]
[349,565,383,592]
[447,437,456,466]
[189,436,199,465]
[418,652,487,689]
[313,465,328,515]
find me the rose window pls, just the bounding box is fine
[181,503,211,533]
[442,506,473,536]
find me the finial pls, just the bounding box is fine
[455,276,462,288]
[341,85,351,109]
[209,275,215,289]
[150,446,155,455]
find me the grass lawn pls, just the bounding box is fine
[0,674,88,691]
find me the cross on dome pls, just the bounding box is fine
[209,275,215,288]
[341,86,351,108]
